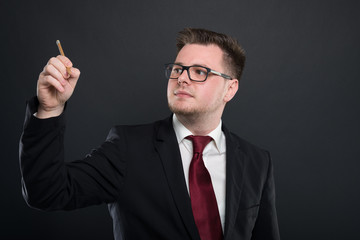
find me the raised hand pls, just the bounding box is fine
[36,55,80,118]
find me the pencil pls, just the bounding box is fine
[56,40,72,75]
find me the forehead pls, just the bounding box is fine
[175,44,225,69]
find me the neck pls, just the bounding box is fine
[175,112,222,135]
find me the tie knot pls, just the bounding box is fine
[186,135,213,154]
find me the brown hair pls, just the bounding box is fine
[176,28,246,80]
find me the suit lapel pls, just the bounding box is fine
[222,126,247,239]
[154,117,201,240]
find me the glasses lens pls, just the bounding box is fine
[189,66,208,81]
[165,64,183,79]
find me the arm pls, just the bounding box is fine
[19,56,125,210]
[20,97,126,210]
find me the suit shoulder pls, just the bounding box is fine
[227,130,270,160]
[230,131,267,151]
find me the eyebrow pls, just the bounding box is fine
[174,62,211,68]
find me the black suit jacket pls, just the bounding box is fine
[20,97,280,240]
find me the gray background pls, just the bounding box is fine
[1,0,359,239]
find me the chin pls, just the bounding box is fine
[168,102,201,116]
[169,102,191,114]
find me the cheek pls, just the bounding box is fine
[167,80,174,98]
[207,83,225,98]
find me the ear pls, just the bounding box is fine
[223,79,239,102]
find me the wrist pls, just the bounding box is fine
[36,105,65,119]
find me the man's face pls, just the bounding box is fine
[167,43,238,118]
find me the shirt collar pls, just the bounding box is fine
[172,114,225,153]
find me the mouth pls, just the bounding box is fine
[174,90,193,98]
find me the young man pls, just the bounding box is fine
[20,28,280,240]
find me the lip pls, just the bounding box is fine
[174,90,193,98]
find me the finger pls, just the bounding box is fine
[43,64,67,86]
[56,55,73,69]
[67,67,81,88]
[69,67,80,78]
[56,55,74,79]
[42,75,65,92]
[48,57,69,79]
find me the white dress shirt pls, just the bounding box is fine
[172,114,226,231]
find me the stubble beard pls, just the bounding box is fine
[168,101,201,117]
[167,87,227,120]
[167,98,223,120]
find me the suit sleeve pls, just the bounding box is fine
[251,152,280,240]
[19,97,127,211]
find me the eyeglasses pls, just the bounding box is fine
[164,63,233,82]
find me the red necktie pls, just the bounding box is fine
[186,135,223,240]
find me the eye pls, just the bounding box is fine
[172,66,183,74]
[193,67,207,76]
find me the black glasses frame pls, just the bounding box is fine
[164,63,233,82]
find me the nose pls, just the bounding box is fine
[177,69,191,85]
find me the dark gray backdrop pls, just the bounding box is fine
[1,0,359,239]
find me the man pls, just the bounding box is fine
[20,28,280,240]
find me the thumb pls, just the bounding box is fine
[67,67,81,88]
